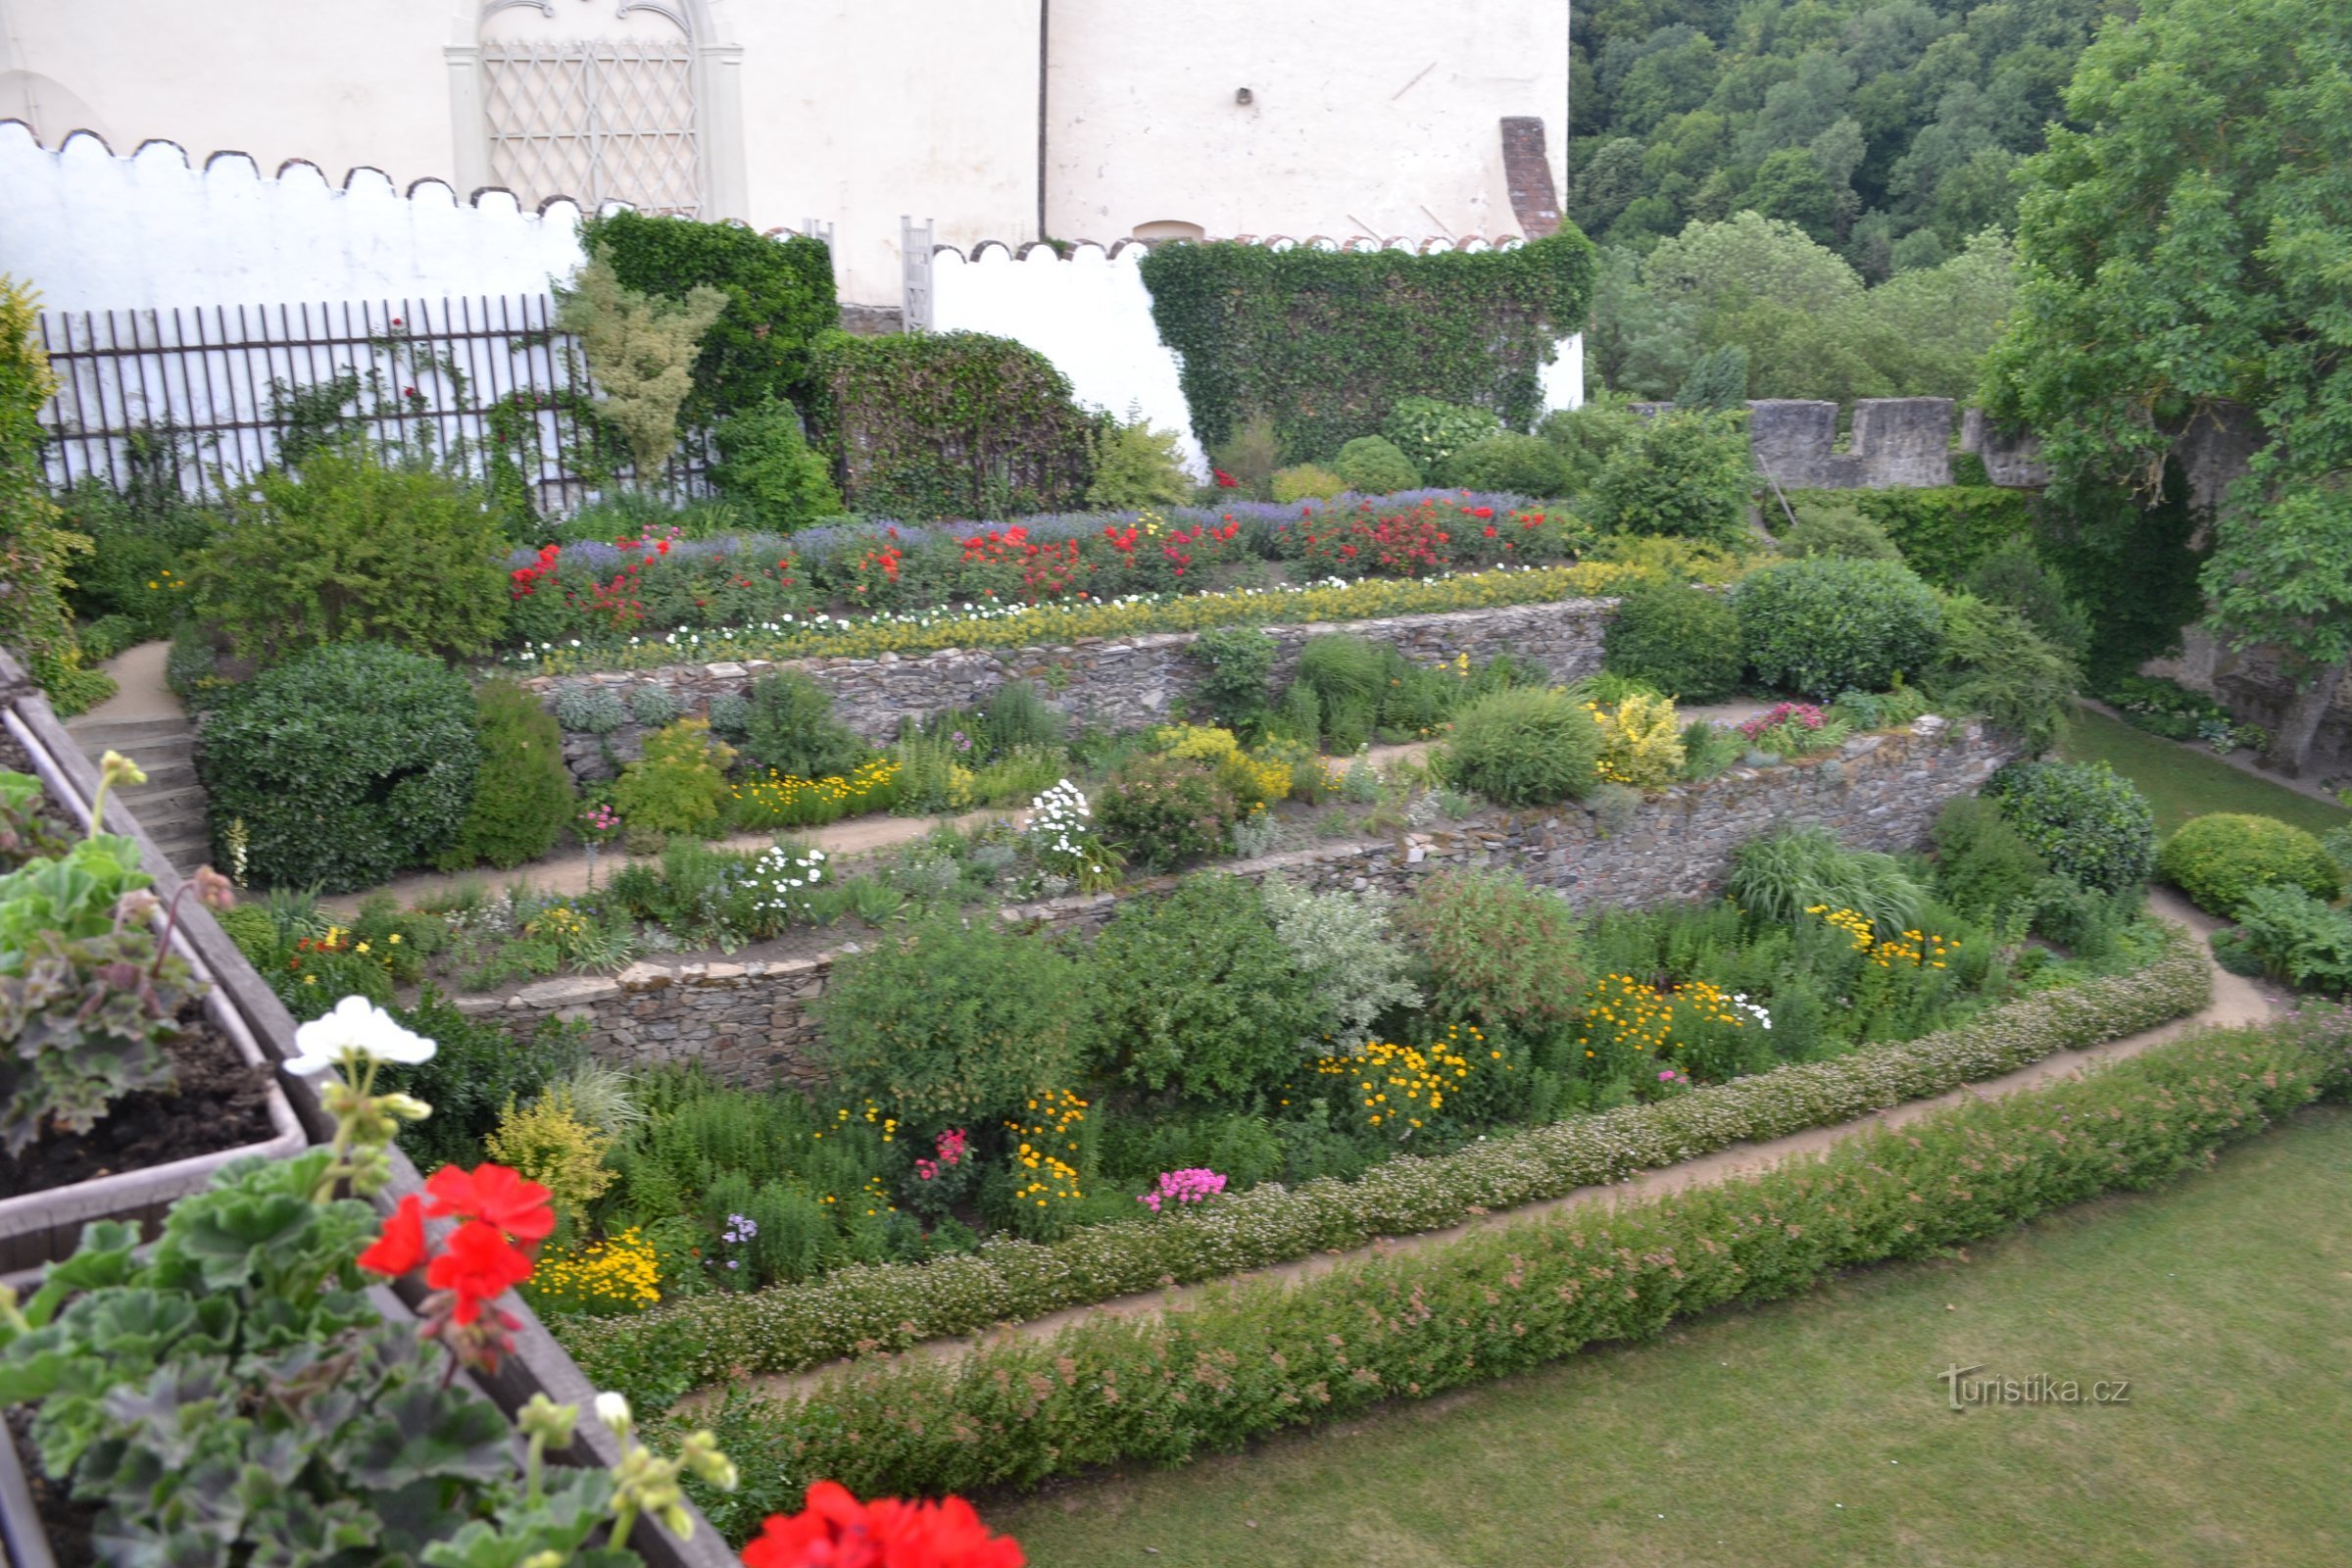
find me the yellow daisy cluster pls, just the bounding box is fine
[730,757,903,831]
[816,1101,900,1143]
[1806,906,1954,970]
[1588,691,1686,789]
[1574,973,1744,1059]
[526,904,590,943]
[527,1226,662,1315]
[1005,1089,1089,1209]
[145,566,188,594]
[1308,1026,1490,1132]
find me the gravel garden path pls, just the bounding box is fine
[718,886,2273,1408]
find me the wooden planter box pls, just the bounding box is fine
[0,658,738,1567]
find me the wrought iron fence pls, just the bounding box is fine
[34,293,707,512]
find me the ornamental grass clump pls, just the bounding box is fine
[1727,824,1930,938]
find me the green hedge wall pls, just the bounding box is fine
[681,1008,2339,1526]
[565,929,2210,1404]
[808,330,1107,520]
[1139,233,1599,463]
[1783,486,2036,590]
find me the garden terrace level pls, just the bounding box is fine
[460,715,2020,1087]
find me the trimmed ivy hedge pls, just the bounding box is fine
[565,929,2211,1405]
[682,1010,2336,1521]
[1140,234,1599,463]
[808,330,1108,520]
[1784,486,2035,590]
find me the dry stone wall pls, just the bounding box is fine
[459,716,2018,1087]
[520,597,1616,781]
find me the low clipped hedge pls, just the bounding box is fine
[684,1008,2343,1520]
[2159,812,2342,918]
[564,929,2211,1404]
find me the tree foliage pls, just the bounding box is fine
[556,252,728,486]
[1984,0,2352,771]
[0,276,111,712]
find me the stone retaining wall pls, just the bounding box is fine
[460,716,2018,1087]
[521,597,1615,782]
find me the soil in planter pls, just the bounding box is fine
[7,1405,96,1566]
[0,1003,275,1198]
[0,727,76,867]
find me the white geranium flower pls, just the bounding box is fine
[594,1391,633,1436]
[285,996,436,1075]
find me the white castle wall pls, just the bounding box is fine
[0,122,593,314]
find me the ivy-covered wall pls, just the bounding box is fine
[1139,232,1598,461]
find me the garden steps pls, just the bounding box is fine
[710,886,2276,1410]
[63,642,214,875]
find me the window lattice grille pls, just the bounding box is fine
[481,38,700,216]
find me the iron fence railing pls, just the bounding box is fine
[34,292,707,511]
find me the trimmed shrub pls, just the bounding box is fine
[189,445,509,663]
[1097,755,1242,872]
[809,330,1104,519]
[1088,874,1323,1104]
[1586,411,1753,549]
[1835,486,2035,590]
[1333,435,1421,496]
[1925,593,2080,753]
[1443,686,1602,806]
[562,931,2213,1403]
[1601,581,1742,702]
[741,669,866,780]
[1439,432,1573,497]
[435,679,578,871]
[690,1008,2311,1507]
[1735,556,1944,699]
[1380,396,1505,480]
[2158,813,2342,917]
[1270,464,1348,504]
[709,396,844,530]
[199,641,478,892]
[810,911,1093,1127]
[1985,760,2158,896]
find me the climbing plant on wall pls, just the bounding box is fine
[1138,232,1598,462]
[578,211,838,423]
[808,329,1108,520]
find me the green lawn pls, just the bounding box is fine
[994,1106,2352,1568]
[2061,706,2349,839]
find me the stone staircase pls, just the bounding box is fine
[64,712,213,874]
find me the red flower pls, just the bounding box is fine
[1212,467,1240,489]
[357,1195,426,1276]
[425,1162,557,1244]
[1483,524,1498,538]
[740,1483,1024,1568]
[426,1219,535,1324]
[1472,506,1494,519]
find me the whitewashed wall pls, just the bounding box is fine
[0,122,591,313]
[931,238,1585,470]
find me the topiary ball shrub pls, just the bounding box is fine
[1439,432,1573,497]
[2157,812,2342,918]
[436,679,578,871]
[1098,755,1242,872]
[1735,556,1945,699]
[1333,435,1422,496]
[1984,760,2158,896]
[1602,581,1742,702]
[200,641,479,893]
[1443,686,1603,807]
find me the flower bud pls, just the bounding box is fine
[99,750,148,789]
[595,1390,633,1437]
[516,1394,577,1446]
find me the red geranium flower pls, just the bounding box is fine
[740,1482,1024,1568]
[357,1194,426,1277]
[424,1162,557,1244]
[426,1219,535,1324]
[1212,467,1240,489]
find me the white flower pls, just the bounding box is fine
[594,1391,633,1436]
[285,996,436,1075]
